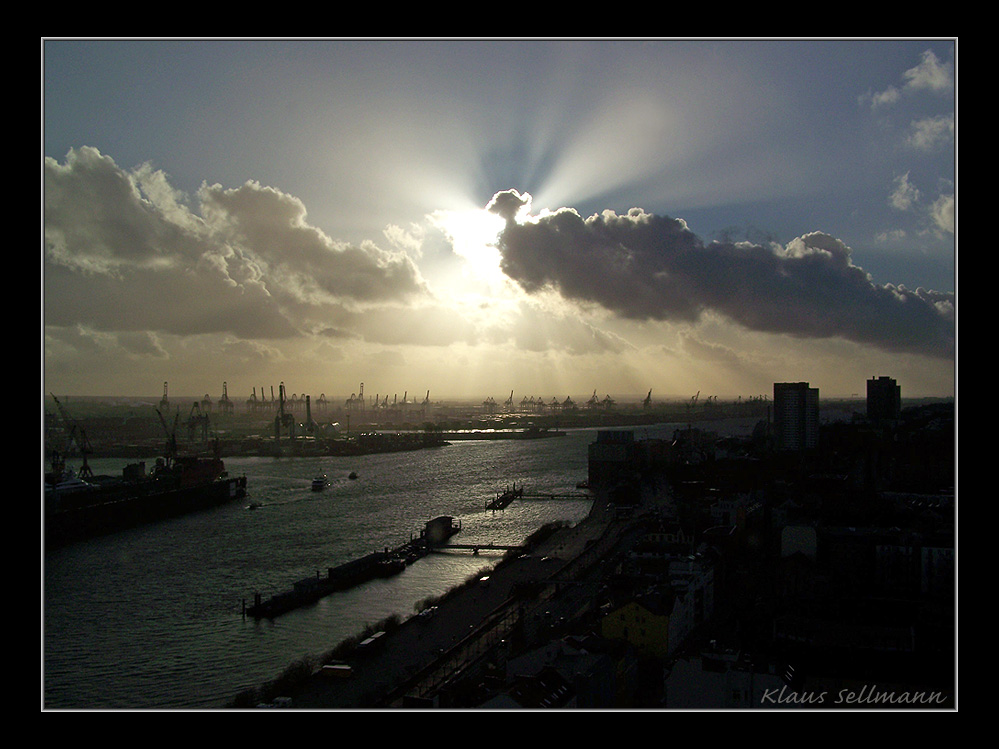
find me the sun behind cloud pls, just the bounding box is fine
[429,206,506,284]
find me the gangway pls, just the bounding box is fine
[433,543,527,554]
[486,483,590,511]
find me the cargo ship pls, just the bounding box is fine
[44,450,247,550]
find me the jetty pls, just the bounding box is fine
[486,483,524,511]
[486,483,589,511]
[244,516,461,620]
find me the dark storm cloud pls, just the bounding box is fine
[489,190,955,359]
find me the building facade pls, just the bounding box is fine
[867,376,902,423]
[773,382,819,451]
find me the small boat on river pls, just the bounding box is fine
[312,475,328,491]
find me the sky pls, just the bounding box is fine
[42,39,956,404]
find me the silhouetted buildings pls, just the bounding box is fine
[773,382,819,452]
[587,430,639,488]
[570,377,955,708]
[867,376,902,424]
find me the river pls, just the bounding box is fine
[42,420,759,709]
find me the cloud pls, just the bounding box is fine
[890,172,921,212]
[856,47,954,255]
[930,194,955,236]
[490,190,955,360]
[44,147,429,343]
[862,48,954,110]
[901,49,954,95]
[906,114,955,152]
[887,171,954,239]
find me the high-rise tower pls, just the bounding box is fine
[773,381,819,451]
[867,376,901,423]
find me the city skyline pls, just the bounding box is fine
[43,39,956,401]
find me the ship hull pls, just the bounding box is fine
[44,474,247,550]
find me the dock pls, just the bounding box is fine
[486,483,524,511]
[244,516,461,620]
[485,482,589,511]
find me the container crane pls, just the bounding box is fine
[218,382,234,415]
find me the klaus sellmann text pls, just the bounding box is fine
[760,684,948,707]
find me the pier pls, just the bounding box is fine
[485,483,524,511]
[485,482,589,511]
[244,516,461,620]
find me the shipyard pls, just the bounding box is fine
[44,382,787,462]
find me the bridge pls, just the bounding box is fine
[434,543,527,555]
[521,492,590,500]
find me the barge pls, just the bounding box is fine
[245,516,461,620]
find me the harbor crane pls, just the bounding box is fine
[274,382,296,439]
[155,408,180,466]
[218,382,234,415]
[50,393,94,479]
[187,402,212,442]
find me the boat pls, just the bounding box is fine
[312,475,328,491]
[421,515,462,546]
[44,445,247,550]
[348,471,358,480]
[246,517,461,619]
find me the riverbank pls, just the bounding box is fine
[240,485,617,708]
